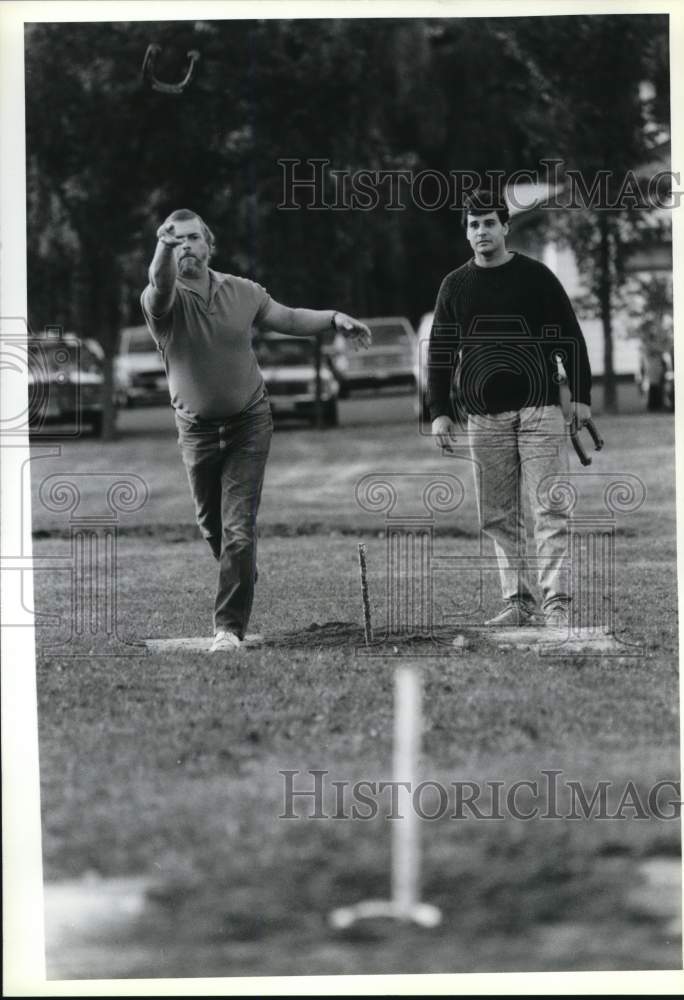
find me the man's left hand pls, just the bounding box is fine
[570,402,591,428]
[333,313,372,351]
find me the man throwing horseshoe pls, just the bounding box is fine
[141,209,371,652]
[427,187,592,628]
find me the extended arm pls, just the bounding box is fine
[256,299,371,350]
[145,223,183,317]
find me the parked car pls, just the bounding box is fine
[326,316,416,397]
[253,331,340,426]
[27,333,107,437]
[414,310,434,422]
[115,324,168,406]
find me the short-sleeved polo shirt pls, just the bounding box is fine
[140,269,271,420]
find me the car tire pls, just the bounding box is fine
[323,398,339,427]
[647,384,663,411]
[414,389,431,426]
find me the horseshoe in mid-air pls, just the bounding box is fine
[142,44,200,94]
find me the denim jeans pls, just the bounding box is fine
[467,404,570,609]
[175,394,273,637]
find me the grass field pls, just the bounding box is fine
[31,396,681,978]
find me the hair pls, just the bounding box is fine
[165,208,216,256]
[461,187,510,229]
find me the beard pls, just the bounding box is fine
[178,259,206,282]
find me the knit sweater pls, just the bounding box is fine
[426,252,592,420]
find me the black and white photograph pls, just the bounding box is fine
[2,0,682,992]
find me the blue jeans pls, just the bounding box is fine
[467,405,570,609]
[175,394,273,637]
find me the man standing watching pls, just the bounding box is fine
[427,187,592,627]
[141,209,371,652]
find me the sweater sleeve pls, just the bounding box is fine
[543,268,592,405]
[426,274,463,421]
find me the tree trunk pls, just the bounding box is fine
[96,253,121,441]
[314,333,323,429]
[599,214,618,413]
[101,349,118,440]
[73,234,122,440]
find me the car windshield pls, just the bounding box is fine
[29,340,101,375]
[76,345,102,372]
[254,337,314,366]
[366,324,411,346]
[126,331,156,354]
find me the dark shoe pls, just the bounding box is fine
[485,600,537,626]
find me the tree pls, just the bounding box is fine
[626,272,673,350]
[507,14,670,411]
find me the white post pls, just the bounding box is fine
[329,665,441,929]
[392,666,420,914]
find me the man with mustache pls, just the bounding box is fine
[141,208,371,652]
[427,187,592,628]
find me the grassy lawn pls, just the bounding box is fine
[31,404,681,977]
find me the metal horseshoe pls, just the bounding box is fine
[142,44,200,94]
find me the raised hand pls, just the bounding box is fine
[333,313,372,351]
[156,222,183,248]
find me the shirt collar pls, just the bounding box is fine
[207,268,228,286]
[176,268,228,298]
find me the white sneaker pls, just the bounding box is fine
[242,633,264,648]
[210,630,242,652]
